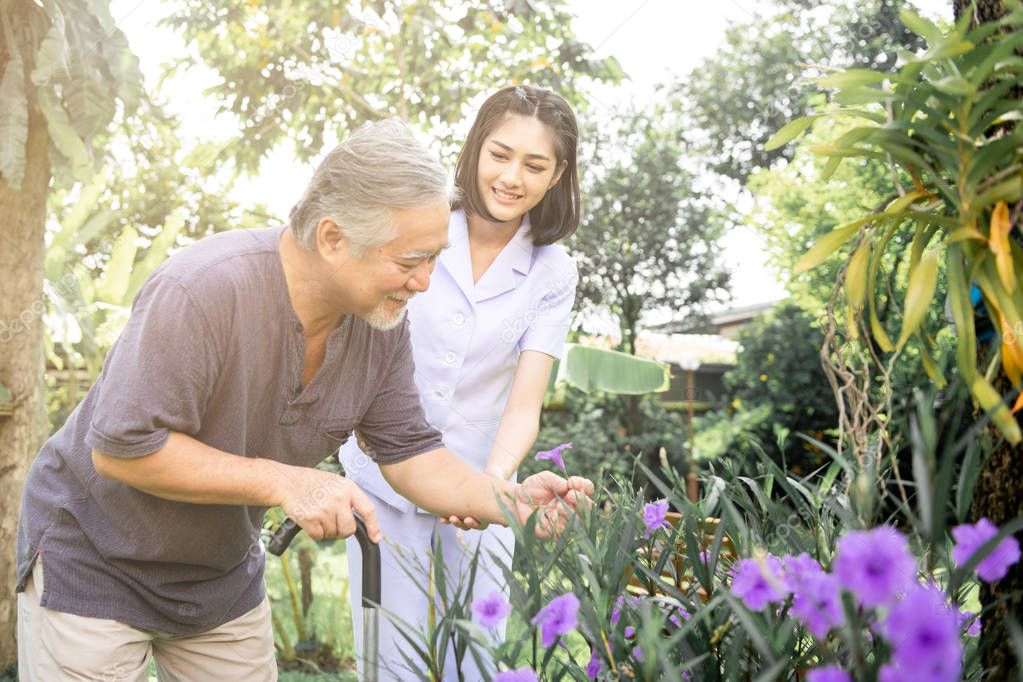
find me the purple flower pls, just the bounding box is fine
[957,609,981,637]
[791,571,844,638]
[878,664,901,682]
[642,500,670,538]
[535,442,572,470]
[834,526,916,607]
[806,666,851,682]
[472,589,511,628]
[531,593,580,647]
[669,607,691,628]
[494,667,538,682]
[951,517,1021,583]
[783,552,825,585]
[883,584,962,682]
[610,595,624,626]
[586,648,602,679]
[632,646,645,662]
[730,555,789,610]
[624,626,635,638]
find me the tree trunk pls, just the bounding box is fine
[951,1,1022,676]
[0,101,50,662]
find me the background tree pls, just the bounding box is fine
[163,0,622,171]
[949,0,1023,676]
[678,0,926,183]
[570,107,730,356]
[720,303,839,472]
[0,0,139,663]
[772,3,1023,674]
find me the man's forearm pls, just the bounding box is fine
[92,431,288,507]
[380,448,520,525]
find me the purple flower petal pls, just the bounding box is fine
[791,571,844,638]
[730,555,788,610]
[535,442,572,470]
[494,667,539,682]
[530,593,580,647]
[834,526,916,608]
[586,648,602,679]
[951,518,1021,583]
[883,584,962,681]
[642,500,670,538]
[472,588,511,629]
[806,665,851,682]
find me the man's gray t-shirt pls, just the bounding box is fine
[16,225,443,634]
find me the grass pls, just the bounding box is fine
[267,537,359,677]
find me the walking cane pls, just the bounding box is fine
[269,515,381,682]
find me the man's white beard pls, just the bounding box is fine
[362,299,409,331]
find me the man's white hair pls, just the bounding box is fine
[289,118,454,257]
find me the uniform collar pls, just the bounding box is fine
[441,209,534,303]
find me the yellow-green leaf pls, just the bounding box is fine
[970,375,1022,443]
[886,189,930,214]
[845,240,871,310]
[989,201,1015,293]
[947,247,977,381]
[765,117,816,151]
[94,226,139,306]
[817,69,887,89]
[896,249,940,349]
[918,335,947,388]
[794,221,870,274]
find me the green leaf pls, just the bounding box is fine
[947,246,977,382]
[126,210,187,301]
[900,8,944,44]
[817,69,887,89]
[896,249,939,349]
[794,216,877,274]
[0,52,28,189]
[30,10,70,87]
[555,344,670,394]
[969,375,1022,444]
[764,116,816,151]
[37,90,93,181]
[94,226,139,306]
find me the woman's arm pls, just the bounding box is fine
[483,350,557,479]
[439,350,557,529]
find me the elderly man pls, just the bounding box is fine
[15,119,591,680]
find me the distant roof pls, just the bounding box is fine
[649,299,783,335]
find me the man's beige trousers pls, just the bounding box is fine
[17,559,278,681]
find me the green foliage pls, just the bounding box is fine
[716,303,840,474]
[162,0,622,170]
[677,0,927,182]
[264,529,358,676]
[0,0,140,188]
[571,107,730,355]
[43,102,271,431]
[774,4,1023,442]
[374,373,1013,680]
[529,388,691,490]
[554,344,670,395]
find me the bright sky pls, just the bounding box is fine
[109,0,952,310]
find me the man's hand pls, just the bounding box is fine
[278,467,381,543]
[512,471,594,537]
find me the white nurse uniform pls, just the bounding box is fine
[340,208,577,681]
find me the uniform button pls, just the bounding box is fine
[432,388,446,400]
[444,351,457,364]
[452,313,465,326]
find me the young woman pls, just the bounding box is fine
[340,85,580,681]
